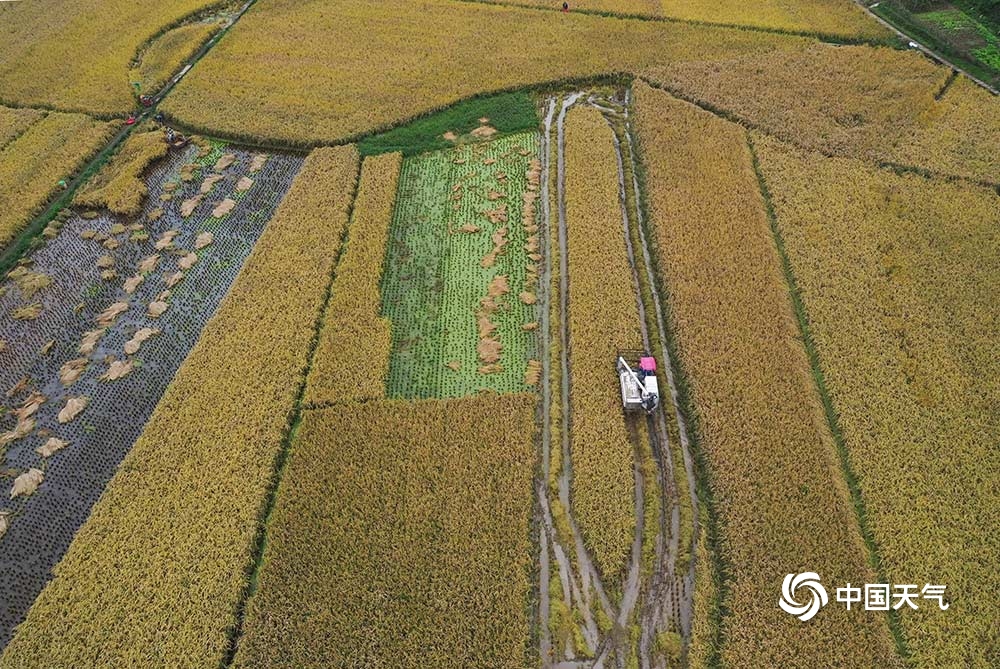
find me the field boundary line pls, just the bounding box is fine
[450,0,895,46]
[164,74,632,152]
[638,75,1000,192]
[747,135,913,665]
[219,155,363,668]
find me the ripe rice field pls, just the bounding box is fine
[481,0,888,38]
[755,134,1000,668]
[382,131,541,399]
[0,0,998,665]
[233,394,538,668]
[0,111,116,248]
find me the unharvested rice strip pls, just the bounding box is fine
[524,359,542,386]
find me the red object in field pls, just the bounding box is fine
[640,357,656,373]
[139,95,153,107]
[125,115,137,126]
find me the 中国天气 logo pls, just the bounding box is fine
[779,572,829,621]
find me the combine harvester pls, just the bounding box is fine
[617,351,659,414]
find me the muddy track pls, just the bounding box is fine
[616,89,701,655]
[538,89,695,669]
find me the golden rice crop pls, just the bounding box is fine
[631,81,902,667]
[162,0,811,147]
[305,151,401,406]
[482,0,888,38]
[233,393,537,668]
[643,42,1000,183]
[130,21,222,95]
[754,133,1000,668]
[890,76,1000,183]
[563,105,641,582]
[0,145,360,667]
[0,106,45,149]
[0,0,225,114]
[74,128,169,216]
[0,112,116,249]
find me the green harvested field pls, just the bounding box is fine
[382,131,541,399]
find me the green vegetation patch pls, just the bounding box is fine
[382,131,540,398]
[359,90,538,157]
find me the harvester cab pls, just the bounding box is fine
[617,352,659,415]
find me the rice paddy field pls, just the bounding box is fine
[0,0,997,667]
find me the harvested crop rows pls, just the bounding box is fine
[0,140,303,649]
[0,146,358,666]
[233,394,538,668]
[382,131,541,399]
[755,135,1000,668]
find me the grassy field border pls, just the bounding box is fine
[747,135,912,665]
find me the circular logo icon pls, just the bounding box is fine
[779,572,828,621]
